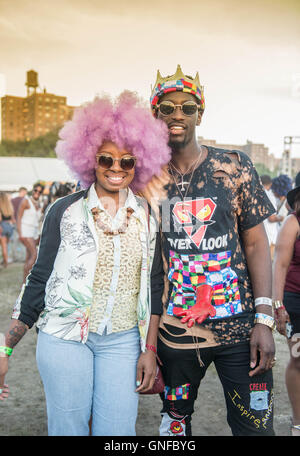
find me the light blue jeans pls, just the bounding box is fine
[36,327,141,436]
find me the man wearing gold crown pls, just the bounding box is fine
[144,65,276,436]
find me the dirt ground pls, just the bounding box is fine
[0,263,293,436]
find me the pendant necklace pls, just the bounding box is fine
[169,146,203,200]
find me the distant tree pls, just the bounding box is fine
[0,128,60,157]
[254,162,279,179]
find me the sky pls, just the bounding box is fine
[1,0,300,159]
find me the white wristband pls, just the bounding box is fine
[254,297,272,307]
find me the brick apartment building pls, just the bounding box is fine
[198,136,280,173]
[1,70,74,142]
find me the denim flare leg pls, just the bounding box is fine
[36,326,141,436]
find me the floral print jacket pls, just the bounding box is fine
[12,187,163,351]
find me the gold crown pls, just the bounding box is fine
[152,64,202,91]
[150,64,204,109]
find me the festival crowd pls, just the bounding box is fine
[0,182,76,275]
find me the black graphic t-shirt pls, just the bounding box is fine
[155,146,275,348]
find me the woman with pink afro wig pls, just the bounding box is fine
[0,89,170,437]
[56,90,171,191]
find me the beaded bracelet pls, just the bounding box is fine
[145,344,157,355]
[0,346,13,356]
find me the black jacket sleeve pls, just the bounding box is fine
[17,203,63,328]
[17,191,85,328]
[150,231,164,315]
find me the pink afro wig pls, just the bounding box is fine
[55,91,171,191]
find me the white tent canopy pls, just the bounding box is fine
[0,157,75,191]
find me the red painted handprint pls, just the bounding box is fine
[173,284,215,327]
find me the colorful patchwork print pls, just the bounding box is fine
[164,383,191,401]
[167,250,242,319]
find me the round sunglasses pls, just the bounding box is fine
[97,154,137,171]
[157,100,199,116]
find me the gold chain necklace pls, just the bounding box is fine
[169,146,203,200]
[91,207,133,235]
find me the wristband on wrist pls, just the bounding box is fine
[254,297,272,307]
[145,344,157,355]
[0,346,13,356]
[254,313,276,331]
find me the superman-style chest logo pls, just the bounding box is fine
[172,198,216,248]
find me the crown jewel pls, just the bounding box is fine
[150,64,205,111]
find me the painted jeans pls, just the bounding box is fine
[158,341,274,436]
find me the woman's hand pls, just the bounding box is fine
[0,320,28,401]
[135,350,157,393]
[0,356,10,401]
[275,307,290,336]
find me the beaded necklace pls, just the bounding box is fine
[91,207,134,235]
